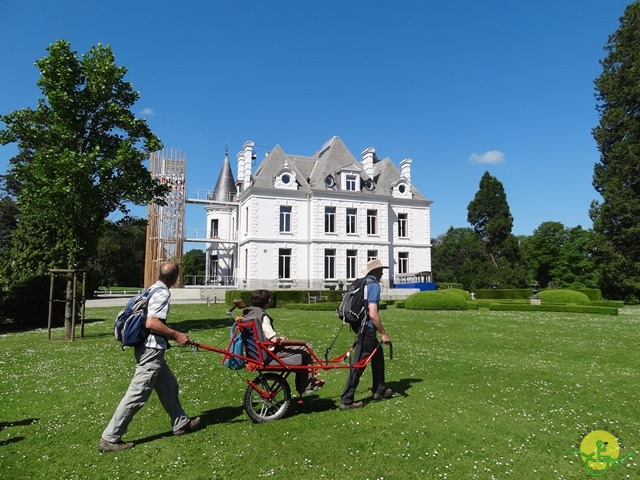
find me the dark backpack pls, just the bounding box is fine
[338,277,372,332]
[114,288,157,348]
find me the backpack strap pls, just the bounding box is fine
[143,285,168,343]
[355,276,377,336]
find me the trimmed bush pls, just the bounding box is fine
[475,289,533,300]
[488,303,617,315]
[441,288,471,302]
[284,302,388,312]
[575,288,603,301]
[405,290,468,311]
[225,290,343,308]
[591,300,625,308]
[539,289,591,305]
[284,302,341,311]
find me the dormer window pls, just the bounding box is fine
[337,165,363,192]
[392,180,412,199]
[324,175,335,188]
[364,178,375,191]
[345,174,358,191]
[274,168,297,190]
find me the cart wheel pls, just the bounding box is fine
[244,373,291,423]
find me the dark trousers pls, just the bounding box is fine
[340,327,385,404]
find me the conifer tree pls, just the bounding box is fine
[591,2,640,300]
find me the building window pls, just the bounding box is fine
[325,175,335,188]
[279,248,291,279]
[367,250,378,262]
[346,249,357,279]
[346,208,357,234]
[367,209,377,235]
[279,205,292,233]
[398,213,408,238]
[245,207,249,234]
[346,174,358,191]
[324,249,336,279]
[325,206,336,233]
[210,219,219,238]
[399,252,409,274]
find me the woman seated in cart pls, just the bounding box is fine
[241,289,325,395]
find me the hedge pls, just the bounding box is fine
[283,302,388,312]
[225,290,344,308]
[475,288,603,300]
[488,303,618,315]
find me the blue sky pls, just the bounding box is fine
[0,0,632,247]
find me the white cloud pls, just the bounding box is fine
[140,107,156,116]
[469,150,506,165]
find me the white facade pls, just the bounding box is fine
[205,137,433,289]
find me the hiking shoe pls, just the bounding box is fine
[98,438,134,453]
[174,417,202,436]
[304,377,325,395]
[339,401,364,410]
[373,388,393,400]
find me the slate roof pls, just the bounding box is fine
[225,136,426,201]
[210,153,236,201]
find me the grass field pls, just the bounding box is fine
[2,303,640,479]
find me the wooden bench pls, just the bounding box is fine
[308,292,328,303]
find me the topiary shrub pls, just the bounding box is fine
[405,290,468,310]
[441,288,471,302]
[538,289,591,305]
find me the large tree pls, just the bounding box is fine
[520,221,566,288]
[467,171,514,267]
[520,222,599,289]
[182,249,206,285]
[591,2,640,301]
[431,227,486,290]
[90,218,148,289]
[0,40,166,278]
[0,40,167,335]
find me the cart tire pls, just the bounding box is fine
[244,373,291,423]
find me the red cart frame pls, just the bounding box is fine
[193,318,382,423]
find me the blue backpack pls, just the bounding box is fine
[114,288,157,349]
[223,325,246,370]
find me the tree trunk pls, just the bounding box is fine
[64,274,73,340]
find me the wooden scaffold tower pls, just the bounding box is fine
[144,148,186,287]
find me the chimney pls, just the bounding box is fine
[400,158,412,183]
[361,147,375,177]
[243,140,255,188]
[236,149,245,191]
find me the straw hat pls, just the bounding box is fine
[363,259,388,276]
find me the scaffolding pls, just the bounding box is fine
[144,148,186,287]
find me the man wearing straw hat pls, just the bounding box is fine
[339,259,393,410]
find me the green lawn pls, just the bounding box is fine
[1,304,640,479]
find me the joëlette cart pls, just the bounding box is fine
[191,302,384,423]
